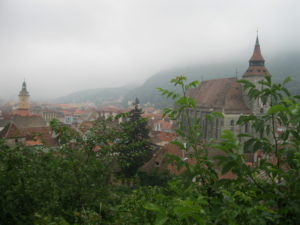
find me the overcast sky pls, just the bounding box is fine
[0,0,300,99]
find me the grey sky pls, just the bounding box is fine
[0,0,299,99]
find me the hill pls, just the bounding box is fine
[123,52,300,108]
[54,52,300,108]
[54,85,137,106]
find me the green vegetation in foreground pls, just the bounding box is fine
[0,76,300,224]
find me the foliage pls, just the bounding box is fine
[141,75,300,224]
[0,131,110,224]
[1,75,300,224]
[114,102,154,178]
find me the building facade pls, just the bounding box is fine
[188,35,270,140]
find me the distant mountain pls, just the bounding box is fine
[55,85,137,106]
[54,52,300,108]
[123,52,300,108]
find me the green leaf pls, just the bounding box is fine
[268,105,287,114]
[155,216,168,225]
[283,76,292,85]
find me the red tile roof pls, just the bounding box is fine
[1,123,58,147]
[151,131,177,144]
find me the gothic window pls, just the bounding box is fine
[203,119,207,139]
[216,119,219,139]
[245,123,249,133]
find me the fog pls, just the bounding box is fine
[0,0,300,99]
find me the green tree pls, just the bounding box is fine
[0,123,111,225]
[136,75,300,225]
[115,98,153,178]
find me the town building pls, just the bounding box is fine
[0,81,58,147]
[188,35,271,140]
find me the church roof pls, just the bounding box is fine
[11,115,47,129]
[188,77,251,114]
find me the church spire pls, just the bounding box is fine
[19,80,29,96]
[243,34,270,78]
[249,34,265,63]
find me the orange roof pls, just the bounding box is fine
[26,138,43,146]
[15,109,30,116]
[74,110,87,115]
[143,113,162,120]
[2,124,58,147]
[99,105,121,112]
[63,110,73,116]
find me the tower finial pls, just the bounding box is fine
[255,29,260,46]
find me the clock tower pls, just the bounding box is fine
[16,81,30,116]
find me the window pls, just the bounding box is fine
[260,108,264,113]
[230,120,234,126]
[245,123,249,133]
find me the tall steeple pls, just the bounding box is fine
[19,81,29,96]
[243,35,271,78]
[241,34,271,115]
[16,81,30,116]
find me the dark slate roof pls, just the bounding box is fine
[0,122,15,138]
[188,77,251,114]
[0,119,10,128]
[11,115,47,129]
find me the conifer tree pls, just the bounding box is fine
[116,98,153,178]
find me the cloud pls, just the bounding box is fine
[0,0,299,99]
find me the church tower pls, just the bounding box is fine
[242,35,271,115]
[243,35,271,80]
[16,81,30,116]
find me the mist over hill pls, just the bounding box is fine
[54,85,137,106]
[124,51,300,108]
[54,51,300,108]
